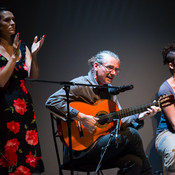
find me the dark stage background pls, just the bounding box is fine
[2,0,175,174]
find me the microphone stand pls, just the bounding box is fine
[63,84,74,175]
[26,79,75,175]
[26,79,131,90]
[26,79,131,175]
[94,119,120,175]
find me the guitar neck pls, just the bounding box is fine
[116,101,158,118]
[104,101,159,122]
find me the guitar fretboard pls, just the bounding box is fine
[98,101,159,123]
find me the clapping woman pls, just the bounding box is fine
[0,7,45,175]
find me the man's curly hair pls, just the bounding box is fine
[162,43,175,64]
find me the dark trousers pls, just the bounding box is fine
[68,127,152,175]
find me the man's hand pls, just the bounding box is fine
[75,112,99,133]
[138,106,161,120]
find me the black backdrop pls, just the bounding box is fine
[2,0,175,174]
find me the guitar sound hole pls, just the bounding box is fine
[98,115,108,125]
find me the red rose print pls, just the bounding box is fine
[7,121,20,134]
[25,130,38,146]
[0,139,19,167]
[0,154,8,167]
[34,113,36,122]
[9,165,31,175]
[14,66,18,70]
[23,64,28,71]
[0,154,9,167]
[0,66,5,70]
[13,98,27,115]
[26,152,41,168]
[5,149,17,166]
[0,149,17,167]
[20,80,28,94]
[5,138,19,152]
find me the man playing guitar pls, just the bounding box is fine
[46,50,161,175]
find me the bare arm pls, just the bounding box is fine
[25,46,39,79]
[25,35,45,79]
[162,104,175,131]
[0,33,20,87]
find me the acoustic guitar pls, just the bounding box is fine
[60,94,174,151]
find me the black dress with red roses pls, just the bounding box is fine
[0,43,44,175]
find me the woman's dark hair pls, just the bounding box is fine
[162,43,175,74]
[162,43,175,64]
[0,7,8,11]
[0,7,14,19]
[0,7,15,39]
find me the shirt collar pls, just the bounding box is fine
[88,70,98,85]
[88,70,111,87]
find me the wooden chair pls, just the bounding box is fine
[50,112,119,175]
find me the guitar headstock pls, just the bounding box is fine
[158,94,174,108]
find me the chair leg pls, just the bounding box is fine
[98,170,104,175]
[50,113,63,175]
[93,170,104,175]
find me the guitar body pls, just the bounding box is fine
[60,94,174,151]
[61,99,119,151]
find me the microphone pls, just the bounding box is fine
[108,84,134,95]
